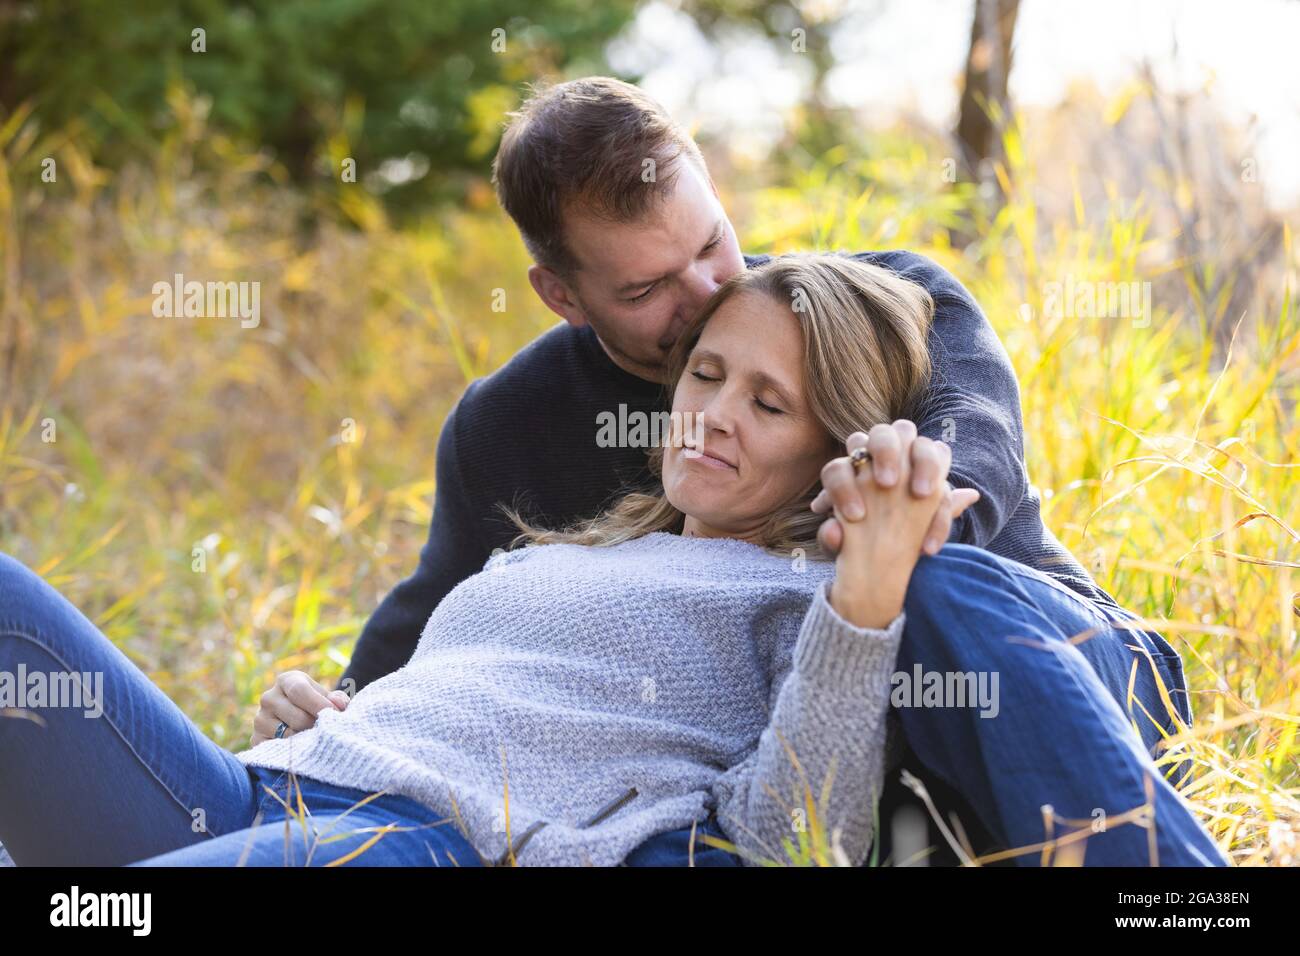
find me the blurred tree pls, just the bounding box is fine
[956,0,1020,181]
[0,0,637,213]
[677,0,845,157]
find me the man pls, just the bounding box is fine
[253,77,1226,866]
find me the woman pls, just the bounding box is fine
[0,254,956,867]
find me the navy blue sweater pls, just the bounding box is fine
[339,251,1118,692]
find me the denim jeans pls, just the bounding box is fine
[0,545,1226,866]
[0,550,742,866]
[633,543,1229,867]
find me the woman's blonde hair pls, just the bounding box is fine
[500,252,935,558]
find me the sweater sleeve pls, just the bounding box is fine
[710,579,903,866]
[338,387,491,694]
[911,291,1029,548]
[853,251,1029,547]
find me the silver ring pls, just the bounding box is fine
[274,721,289,739]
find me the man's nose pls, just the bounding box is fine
[680,265,722,318]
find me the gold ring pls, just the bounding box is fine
[849,446,872,472]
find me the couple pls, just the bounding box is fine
[0,77,1226,866]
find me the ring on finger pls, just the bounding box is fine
[849,446,872,472]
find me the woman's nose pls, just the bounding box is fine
[699,390,738,434]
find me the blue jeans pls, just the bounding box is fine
[633,543,1228,867]
[0,551,738,866]
[0,545,1225,866]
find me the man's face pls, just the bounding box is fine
[532,159,747,383]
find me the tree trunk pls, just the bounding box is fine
[956,0,1021,181]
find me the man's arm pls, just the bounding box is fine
[337,390,490,694]
[815,253,1028,550]
[911,289,1028,547]
[811,254,1024,554]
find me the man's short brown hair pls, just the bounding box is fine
[491,76,709,276]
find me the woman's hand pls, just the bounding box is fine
[250,670,350,747]
[822,421,976,629]
[813,420,981,558]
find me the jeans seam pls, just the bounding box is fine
[1000,563,1124,622]
[0,625,234,840]
[1004,565,1193,729]
[996,566,1199,846]
[253,769,289,802]
[917,552,1169,844]
[1002,599,1161,850]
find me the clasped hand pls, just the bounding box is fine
[816,420,980,629]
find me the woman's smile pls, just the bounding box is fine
[687,450,737,472]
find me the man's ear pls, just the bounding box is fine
[528,265,588,328]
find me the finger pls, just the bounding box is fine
[810,487,830,514]
[263,688,318,731]
[908,436,946,497]
[950,487,981,517]
[820,457,866,521]
[866,423,901,486]
[844,431,870,455]
[306,672,328,693]
[304,672,336,700]
[327,689,350,709]
[936,440,954,483]
[922,489,954,555]
[890,419,918,445]
[279,669,329,696]
[281,672,337,719]
[252,710,291,744]
[816,515,844,557]
[891,419,919,486]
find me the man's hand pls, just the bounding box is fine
[813,421,980,558]
[250,670,350,747]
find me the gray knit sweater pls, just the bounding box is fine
[236,532,904,866]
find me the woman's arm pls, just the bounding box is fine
[711,422,973,865]
[710,579,904,866]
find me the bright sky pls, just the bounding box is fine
[608,0,1300,209]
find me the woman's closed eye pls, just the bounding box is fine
[690,370,784,415]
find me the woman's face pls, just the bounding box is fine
[662,291,839,542]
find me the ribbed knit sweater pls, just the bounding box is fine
[236,532,904,867]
